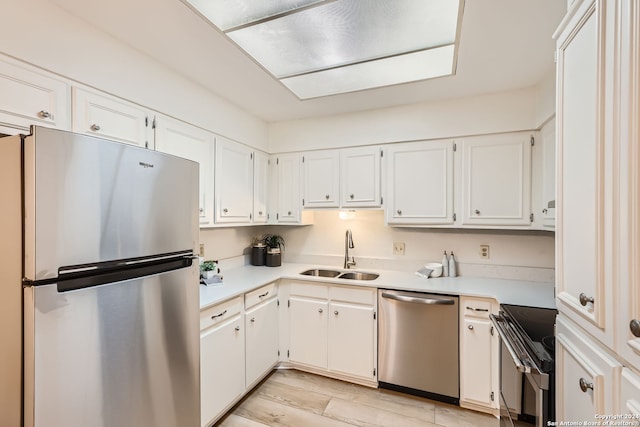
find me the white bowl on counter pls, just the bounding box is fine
[425,262,443,278]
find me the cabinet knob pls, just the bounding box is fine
[288,211,292,216]
[250,317,255,323]
[350,194,354,199]
[334,310,339,316]
[325,194,330,200]
[90,124,101,131]
[579,293,594,306]
[474,209,481,215]
[223,208,228,214]
[38,110,51,119]
[579,378,594,393]
[318,308,323,314]
[199,207,204,214]
[542,208,548,214]
[468,325,474,330]
[235,326,241,332]
[258,211,263,216]
[630,319,640,338]
[397,209,402,215]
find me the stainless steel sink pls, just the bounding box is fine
[338,271,379,281]
[299,269,341,278]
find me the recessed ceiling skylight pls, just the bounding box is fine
[183,0,463,99]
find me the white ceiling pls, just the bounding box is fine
[51,0,566,123]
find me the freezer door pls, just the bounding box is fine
[24,126,199,281]
[23,264,200,427]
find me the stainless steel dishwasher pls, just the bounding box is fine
[378,289,459,405]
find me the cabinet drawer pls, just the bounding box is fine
[330,285,375,305]
[245,282,277,309]
[290,282,329,299]
[461,298,495,319]
[621,368,640,415]
[200,297,243,331]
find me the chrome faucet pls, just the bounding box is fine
[344,229,356,269]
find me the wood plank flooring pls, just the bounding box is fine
[215,369,499,427]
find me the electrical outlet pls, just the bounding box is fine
[393,242,405,255]
[199,243,205,257]
[480,244,490,259]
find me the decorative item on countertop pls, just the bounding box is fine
[441,250,449,277]
[262,233,285,267]
[250,236,266,266]
[448,251,457,277]
[415,266,433,279]
[425,262,443,278]
[200,260,223,285]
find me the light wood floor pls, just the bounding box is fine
[215,369,499,427]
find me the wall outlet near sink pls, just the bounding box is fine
[480,244,490,259]
[393,242,406,255]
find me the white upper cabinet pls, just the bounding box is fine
[154,115,214,226]
[273,153,303,223]
[0,58,70,132]
[459,133,532,226]
[385,140,455,225]
[72,87,152,148]
[340,146,382,208]
[253,150,269,224]
[539,119,556,228]
[215,138,254,224]
[555,0,610,343]
[302,150,340,208]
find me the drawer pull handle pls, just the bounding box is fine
[258,291,269,299]
[466,306,489,312]
[318,308,323,314]
[38,110,51,119]
[211,309,227,320]
[468,325,474,330]
[235,326,240,332]
[90,124,101,131]
[579,293,594,306]
[579,378,593,392]
[630,319,640,338]
[250,317,255,323]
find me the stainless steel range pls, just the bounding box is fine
[490,304,557,427]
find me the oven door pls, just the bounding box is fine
[491,314,550,427]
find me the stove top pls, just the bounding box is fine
[500,304,558,373]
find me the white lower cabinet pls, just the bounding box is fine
[555,315,622,423]
[200,297,245,427]
[287,282,377,385]
[459,297,499,415]
[245,284,279,388]
[620,368,640,415]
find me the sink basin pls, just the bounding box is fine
[299,269,341,278]
[338,271,379,281]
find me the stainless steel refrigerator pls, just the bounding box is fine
[0,126,200,427]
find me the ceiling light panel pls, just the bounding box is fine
[185,0,325,31]
[281,45,455,99]
[226,0,460,78]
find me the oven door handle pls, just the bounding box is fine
[490,314,529,374]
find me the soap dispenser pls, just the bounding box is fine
[449,251,457,277]
[441,250,449,277]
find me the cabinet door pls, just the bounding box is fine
[245,297,279,388]
[386,140,454,225]
[215,138,253,223]
[540,119,556,228]
[328,301,376,381]
[303,150,340,208]
[154,115,214,226]
[275,154,302,223]
[0,58,70,131]
[460,133,532,226]
[555,0,609,339]
[200,316,245,427]
[341,146,382,208]
[253,150,269,224]
[288,296,328,369]
[72,87,151,148]
[620,368,640,415]
[460,318,496,408]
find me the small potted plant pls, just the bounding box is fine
[200,260,218,279]
[262,234,285,267]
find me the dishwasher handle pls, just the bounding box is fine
[381,291,455,305]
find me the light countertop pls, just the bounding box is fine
[200,263,556,310]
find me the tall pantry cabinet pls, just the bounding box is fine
[554,0,640,419]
